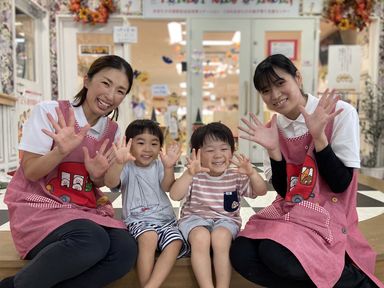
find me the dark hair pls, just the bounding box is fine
[190,122,235,153]
[125,119,164,147]
[73,55,134,121]
[253,54,299,92]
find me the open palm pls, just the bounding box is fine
[185,149,210,176]
[239,113,279,151]
[42,106,90,157]
[112,137,136,165]
[231,153,254,176]
[160,143,181,168]
[299,89,343,140]
[83,138,113,180]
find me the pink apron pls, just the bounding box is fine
[239,120,381,287]
[5,101,126,258]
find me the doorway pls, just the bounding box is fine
[188,19,252,160]
[189,18,318,162]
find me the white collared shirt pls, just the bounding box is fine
[19,100,121,155]
[263,94,360,180]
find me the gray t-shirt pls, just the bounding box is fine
[119,159,176,225]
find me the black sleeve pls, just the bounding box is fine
[270,156,288,198]
[314,145,353,193]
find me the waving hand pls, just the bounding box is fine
[83,138,114,181]
[111,137,136,165]
[299,89,342,141]
[42,106,90,157]
[239,113,281,160]
[185,149,210,176]
[160,142,182,169]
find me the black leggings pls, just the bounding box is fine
[14,219,137,288]
[230,237,377,288]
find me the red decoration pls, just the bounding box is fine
[68,0,116,25]
[325,0,375,31]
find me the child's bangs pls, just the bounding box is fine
[204,133,226,145]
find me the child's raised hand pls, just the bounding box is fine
[299,89,343,141]
[160,142,182,168]
[42,107,90,156]
[239,113,279,152]
[185,148,210,176]
[112,137,136,165]
[231,153,254,176]
[83,138,114,180]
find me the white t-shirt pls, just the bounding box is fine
[263,94,360,180]
[19,101,121,155]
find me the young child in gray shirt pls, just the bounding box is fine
[105,119,188,288]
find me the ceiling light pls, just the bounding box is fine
[179,82,187,88]
[178,40,233,46]
[168,22,182,44]
[232,31,241,44]
[203,40,232,46]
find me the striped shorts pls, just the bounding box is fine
[128,219,189,258]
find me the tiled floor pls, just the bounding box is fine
[1,166,384,231]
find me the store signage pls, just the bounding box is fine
[327,45,361,92]
[152,84,170,97]
[113,26,138,43]
[143,0,299,18]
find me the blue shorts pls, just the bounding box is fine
[128,219,189,258]
[179,215,239,242]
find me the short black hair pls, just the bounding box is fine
[190,122,235,153]
[253,54,298,92]
[125,119,164,146]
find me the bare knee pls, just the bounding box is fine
[138,231,158,251]
[189,227,211,252]
[211,227,232,254]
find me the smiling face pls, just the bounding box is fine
[259,67,307,120]
[130,132,161,167]
[82,68,129,125]
[199,136,233,177]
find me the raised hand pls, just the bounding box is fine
[83,138,113,180]
[160,142,182,168]
[42,107,90,156]
[185,148,210,176]
[111,137,136,165]
[299,89,343,141]
[231,153,254,176]
[239,113,279,152]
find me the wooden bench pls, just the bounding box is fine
[1,214,383,287]
[0,231,258,287]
